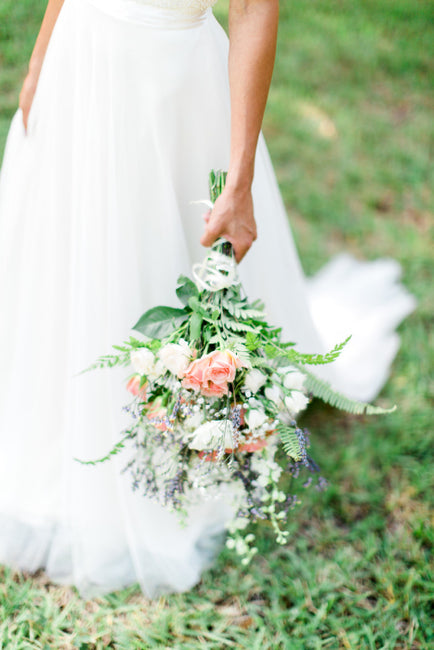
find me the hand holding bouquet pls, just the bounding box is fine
[78,170,394,562]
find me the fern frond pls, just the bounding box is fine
[74,353,129,375]
[74,435,129,466]
[223,299,266,321]
[245,331,261,351]
[263,336,351,366]
[250,356,272,369]
[277,423,302,461]
[223,320,258,333]
[242,308,267,320]
[303,371,397,415]
[226,338,252,367]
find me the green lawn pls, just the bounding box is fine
[0,1,433,648]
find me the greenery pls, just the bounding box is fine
[0,0,432,647]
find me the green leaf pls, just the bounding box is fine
[176,276,199,307]
[132,306,189,338]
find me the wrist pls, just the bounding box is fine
[225,167,254,195]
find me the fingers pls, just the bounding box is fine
[200,221,222,248]
[199,188,257,263]
[233,233,257,264]
[200,219,257,262]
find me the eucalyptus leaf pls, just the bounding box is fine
[190,312,203,340]
[176,276,199,307]
[187,295,212,319]
[132,306,189,338]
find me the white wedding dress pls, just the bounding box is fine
[0,0,415,599]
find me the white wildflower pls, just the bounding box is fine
[226,517,249,534]
[188,420,235,451]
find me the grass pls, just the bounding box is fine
[0,0,433,648]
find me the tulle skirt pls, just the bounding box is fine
[0,0,415,598]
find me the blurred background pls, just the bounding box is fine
[0,0,432,647]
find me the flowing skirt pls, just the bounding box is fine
[0,0,415,598]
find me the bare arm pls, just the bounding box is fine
[200,0,279,263]
[19,0,65,132]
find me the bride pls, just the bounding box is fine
[0,0,415,599]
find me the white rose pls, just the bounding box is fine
[245,407,268,430]
[243,369,267,394]
[265,384,283,406]
[130,347,155,375]
[280,366,306,391]
[188,420,235,451]
[284,391,309,416]
[159,339,192,377]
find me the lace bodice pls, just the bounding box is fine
[129,0,218,14]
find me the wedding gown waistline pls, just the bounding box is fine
[80,0,212,28]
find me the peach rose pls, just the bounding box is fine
[203,350,245,386]
[181,355,212,391]
[200,381,229,398]
[181,349,246,397]
[126,374,148,401]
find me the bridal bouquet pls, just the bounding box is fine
[79,170,394,562]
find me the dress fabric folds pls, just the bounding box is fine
[0,0,415,598]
